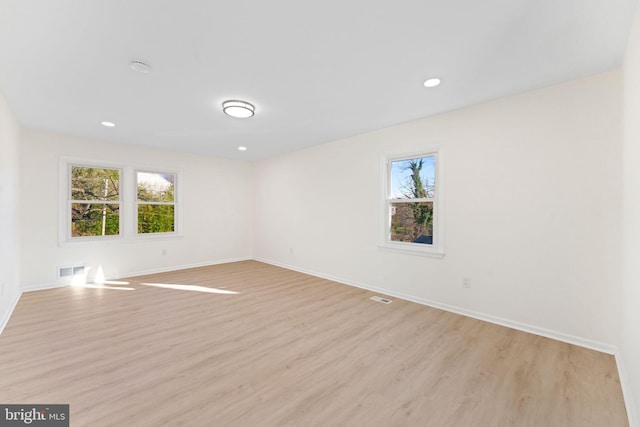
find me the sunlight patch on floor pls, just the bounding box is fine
[72,283,136,291]
[103,280,131,285]
[139,283,239,294]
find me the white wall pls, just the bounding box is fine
[621,2,640,424]
[254,71,623,348]
[20,129,253,287]
[0,92,21,330]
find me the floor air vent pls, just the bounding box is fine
[370,296,392,304]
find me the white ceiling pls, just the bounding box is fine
[0,0,637,161]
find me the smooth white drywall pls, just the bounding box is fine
[621,2,640,424]
[0,92,21,329]
[254,71,623,346]
[19,129,253,287]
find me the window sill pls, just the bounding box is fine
[59,233,183,247]
[379,242,445,258]
[135,232,184,241]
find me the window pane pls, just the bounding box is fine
[390,156,435,199]
[71,167,120,201]
[137,172,175,202]
[71,203,120,237]
[390,201,433,244]
[138,205,175,233]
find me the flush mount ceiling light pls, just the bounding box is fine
[101,121,116,127]
[423,78,442,88]
[238,146,248,151]
[222,100,255,118]
[130,60,151,73]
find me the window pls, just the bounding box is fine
[70,166,121,238]
[137,171,176,234]
[60,158,181,244]
[381,151,443,256]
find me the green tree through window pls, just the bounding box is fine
[70,166,120,237]
[137,172,176,234]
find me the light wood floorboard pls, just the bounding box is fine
[0,261,627,426]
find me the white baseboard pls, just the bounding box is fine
[616,352,638,427]
[253,257,617,354]
[107,256,252,280]
[21,282,69,292]
[20,256,253,292]
[0,290,21,335]
[12,256,623,355]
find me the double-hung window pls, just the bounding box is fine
[69,166,121,238]
[381,151,443,256]
[61,158,181,244]
[137,171,176,234]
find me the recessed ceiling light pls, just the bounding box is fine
[238,146,248,151]
[423,78,441,88]
[101,121,116,127]
[222,100,255,118]
[130,61,151,73]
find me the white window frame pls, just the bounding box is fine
[135,169,180,238]
[60,159,125,244]
[379,149,444,257]
[58,157,182,246]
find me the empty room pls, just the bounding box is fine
[2,0,640,426]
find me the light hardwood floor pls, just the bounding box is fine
[0,261,628,426]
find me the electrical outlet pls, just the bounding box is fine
[162,249,167,256]
[462,277,472,288]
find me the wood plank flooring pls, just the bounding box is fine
[0,261,628,426]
